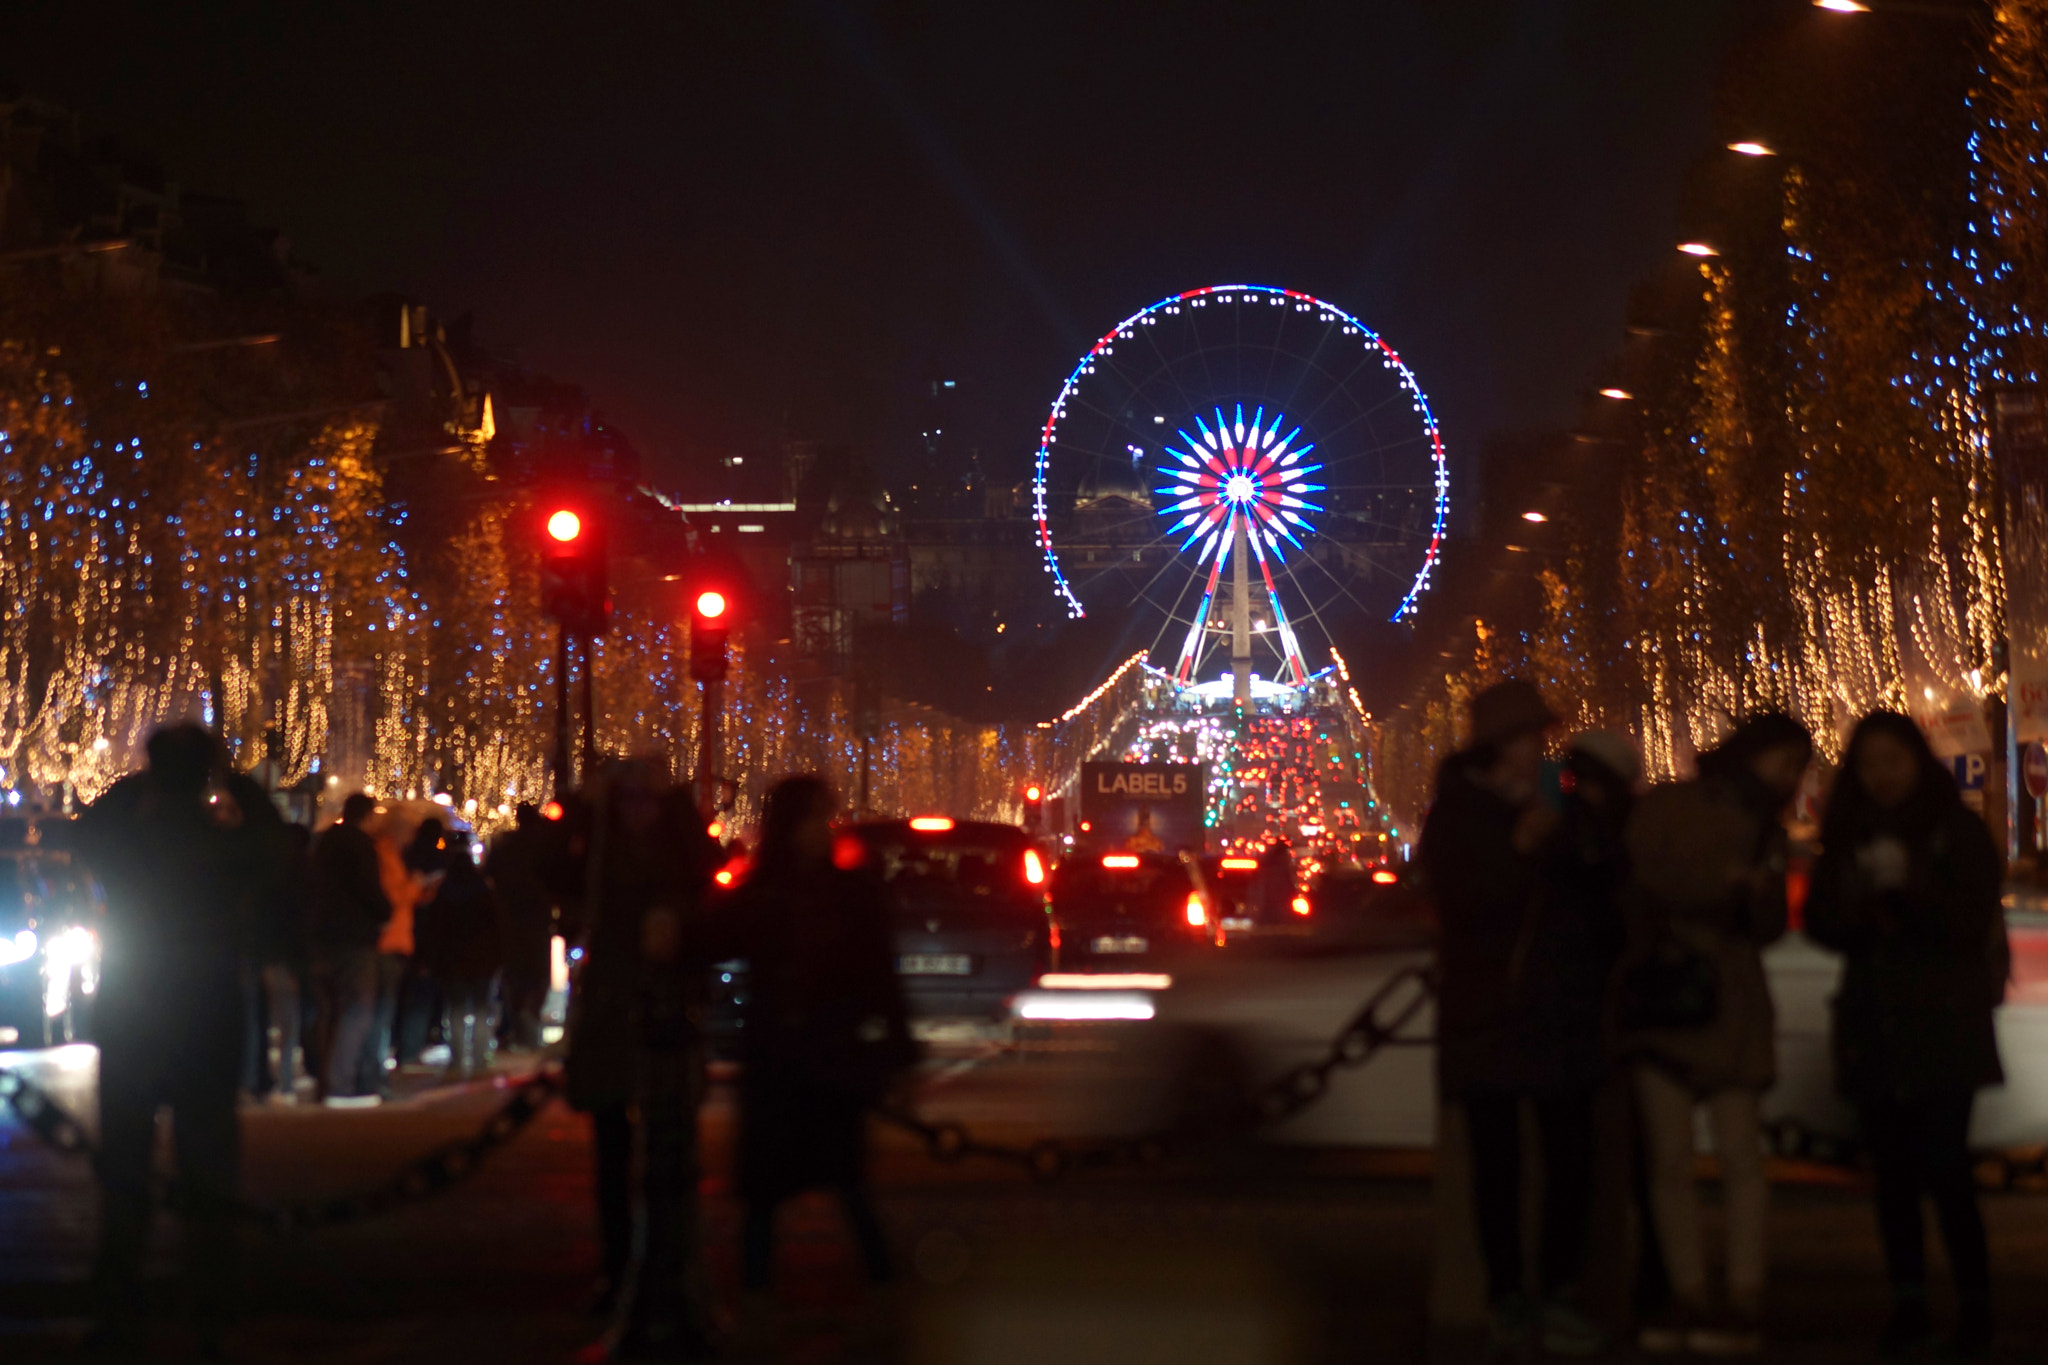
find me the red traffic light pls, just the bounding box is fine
[695,590,728,620]
[547,509,582,543]
[1024,784,1043,803]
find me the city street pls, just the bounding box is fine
[6,1038,2048,1363]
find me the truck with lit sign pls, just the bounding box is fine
[1079,762,1206,854]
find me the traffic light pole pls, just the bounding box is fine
[552,629,572,793]
[579,635,598,781]
[694,677,723,821]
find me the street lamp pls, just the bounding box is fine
[1812,0,1971,15]
[1599,388,1635,400]
[1677,242,1721,258]
[1726,141,1778,157]
[1522,511,1549,524]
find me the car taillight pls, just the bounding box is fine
[1371,869,1399,885]
[1185,893,1207,927]
[1102,854,1140,869]
[832,835,867,870]
[909,815,955,832]
[1290,895,1312,916]
[1023,848,1046,886]
[1220,857,1259,871]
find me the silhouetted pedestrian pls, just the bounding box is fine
[1250,837,1295,922]
[242,821,313,1103]
[555,760,722,1361]
[1806,710,2006,1358]
[73,724,279,1354]
[1422,679,1607,1355]
[416,827,502,1080]
[309,793,392,1106]
[486,802,557,1051]
[715,775,914,1350]
[359,812,427,1095]
[1615,712,1811,1354]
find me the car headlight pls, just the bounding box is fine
[0,929,35,968]
[44,925,96,973]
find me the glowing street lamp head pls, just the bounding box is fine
[1677,241,1720,258]
[547,509,582,543]
[1814,1,1870,12]
[695,590,727,620]
[1726,140,1777,157]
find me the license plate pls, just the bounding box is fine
[1090,935,1148,954]
[898,953,973,976]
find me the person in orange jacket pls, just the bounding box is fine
[362,817,432,1098]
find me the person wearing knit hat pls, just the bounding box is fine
[1421,680,1607,1356]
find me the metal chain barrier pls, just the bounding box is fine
[877,962,1439,1182]
[0,1060,566,1232]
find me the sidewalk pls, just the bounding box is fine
[2,1048,2047,1361]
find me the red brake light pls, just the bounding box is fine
[1101,854,1140,869]
[1185,893,1208,927]
[1022,848,1046,886]
[1371,870,1399,885]
[832,834,867,870]
[1220,857,1259,871]
[1290,895,1312,916]
[908,815,955,832]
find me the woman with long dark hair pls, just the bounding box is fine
[718,775,914,1343]
[1805,710,2007,1358]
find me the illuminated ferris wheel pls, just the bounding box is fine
[1032,284,1449,701]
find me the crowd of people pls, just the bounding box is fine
[235,790,557,1108]
[66,730,910,1362]
[51,696,2021,1360]
[1424,680,2009,1359]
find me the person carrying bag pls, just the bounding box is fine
[1613,713,1810,1355]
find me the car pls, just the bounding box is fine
[0,817,101,1048]
[1048,849,1215,971]
[849,817,1055,1021]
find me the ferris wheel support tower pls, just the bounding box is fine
[1231,511,1253,706]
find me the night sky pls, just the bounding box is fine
[4,0,1767,494]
